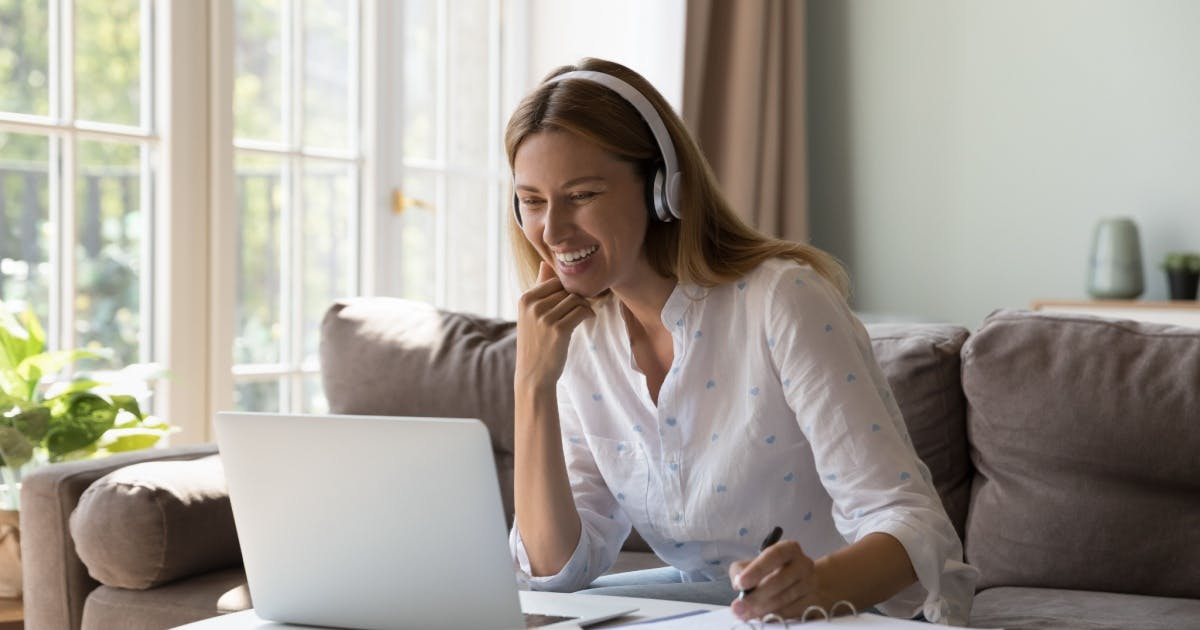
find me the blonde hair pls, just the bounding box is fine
[505,58,849,297]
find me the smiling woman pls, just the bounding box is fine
[503,58,979,626]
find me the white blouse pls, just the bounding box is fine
[509,258,978,625]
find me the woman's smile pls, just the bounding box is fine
[554,244,600,275]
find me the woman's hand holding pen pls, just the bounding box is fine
[729,531,825,622]
[515,261,595,390]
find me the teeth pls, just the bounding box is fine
[556,245,598,264]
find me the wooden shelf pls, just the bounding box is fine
[1031,299,1200,328]
[1031,299,1200,310]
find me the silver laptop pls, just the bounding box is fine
[215,412,637,630]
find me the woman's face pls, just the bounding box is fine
[513,130,651,298]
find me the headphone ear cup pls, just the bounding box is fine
[512,193,523,226]
[647,167,670,222]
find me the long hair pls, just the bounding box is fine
[505,58,849,297]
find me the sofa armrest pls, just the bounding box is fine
[20,444,219,630]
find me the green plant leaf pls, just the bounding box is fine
[98,427,166,452]
[18,349,104,386]
[54,443,99,462]
[45,393,118,457]
[43,378,106,400]
[0,314,29,373]
[0,426,34,469]
[13,406,51,441]
[0,368,27,401]
[16,309,46,357]
[109,394,142,419]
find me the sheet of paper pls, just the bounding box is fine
[628,607,997,629]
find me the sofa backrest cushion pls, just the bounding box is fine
[69,455,240,590]
[321,298,520,533]
[867,323,972,542]
[962,309,1200,597]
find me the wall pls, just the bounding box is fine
[807,0,1200,327]
[526,0,685,110]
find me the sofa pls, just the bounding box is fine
[19,298,1200,629]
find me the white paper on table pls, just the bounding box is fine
[627,607,999,629]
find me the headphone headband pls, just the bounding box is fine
[543,70,682,222]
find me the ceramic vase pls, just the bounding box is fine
[1087,218,1144,300]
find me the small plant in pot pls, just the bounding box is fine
[0,301,175,596]
[1161,252,1200,301]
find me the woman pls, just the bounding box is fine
[506,58,977,625]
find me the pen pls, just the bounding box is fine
[737,525,783,600]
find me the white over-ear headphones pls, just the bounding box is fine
[513,70,683,225]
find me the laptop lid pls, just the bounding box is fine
[216,412,525,630]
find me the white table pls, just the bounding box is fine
[173,591,726,629]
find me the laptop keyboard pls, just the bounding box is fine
[524,612,578,628]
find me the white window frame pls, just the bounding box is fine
[208,0,374,430]
[0,0,185,428]
[374,0,526,319]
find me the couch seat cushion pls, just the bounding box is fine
[963,310,1200,597]
[969,586,1200,629]
[81,567,249,630]
[70,455,241,590]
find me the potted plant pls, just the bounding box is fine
[1161,252,1200,301]
[0,301,175,596]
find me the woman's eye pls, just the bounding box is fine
[520,198,545,208]
[570,192,598,202]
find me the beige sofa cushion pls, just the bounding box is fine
[320,298,519,523]
[70,455,241,590]
[867,323,971,541]
[962,309,1200,597]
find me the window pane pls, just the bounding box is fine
[301,373,327,413]
[0,0,50,115]
[401,0,437,161]
[234,379,281,412]
[447,0,489,167]
[0,133,51,325]
[445,175,488,314]
[235,152,285,365]
[75,140,142,368]
[303,0,355,150]
[394,170,436,303]
[234,0,285,142]
[301,159,354,364]
[75,0,142,126]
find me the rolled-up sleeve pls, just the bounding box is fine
[764,267,978,625]
[509,381,631,592]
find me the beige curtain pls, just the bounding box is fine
[683,0,808,243]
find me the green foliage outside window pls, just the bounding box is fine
[0,0,145,369]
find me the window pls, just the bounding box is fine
[380,0,517,317]
[0,0,157,372]
[227,0,363,413]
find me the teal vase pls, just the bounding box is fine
[1086,218,1144,300]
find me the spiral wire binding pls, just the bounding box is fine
[730,600,858,628]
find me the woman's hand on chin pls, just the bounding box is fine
[514,261,596,391]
